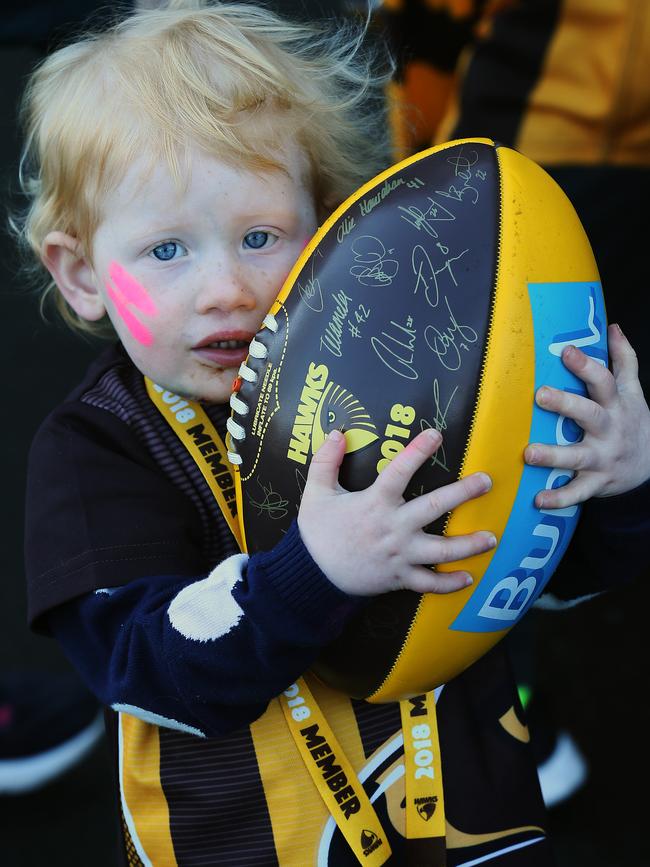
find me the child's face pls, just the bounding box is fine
[90,144,318,403]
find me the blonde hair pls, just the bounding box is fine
[14,0,392,334]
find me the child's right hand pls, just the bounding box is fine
[297,428,496,597]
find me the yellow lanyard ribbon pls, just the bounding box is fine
[400,691,446,843]
[145,378,242,549]
[145,376,445,864]
[281,677,391,865]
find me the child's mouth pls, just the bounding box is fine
[193,333,254,368]
[204,339,249,350]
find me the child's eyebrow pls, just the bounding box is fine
[130,224,187,245]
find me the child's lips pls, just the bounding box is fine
[193,332,254,368]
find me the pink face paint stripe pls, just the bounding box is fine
[106,283,155,346]
[109,261,158,316]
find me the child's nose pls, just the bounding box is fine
[194,260,256,314]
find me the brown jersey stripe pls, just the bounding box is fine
[449,0,562,147]
[160,726,279,866]
[351,697,402,760]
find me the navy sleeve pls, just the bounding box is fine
[47,521,362,738]
[26,400,212,631]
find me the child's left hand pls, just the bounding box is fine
[524,323,650,509]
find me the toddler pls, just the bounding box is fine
[17,2,650,864]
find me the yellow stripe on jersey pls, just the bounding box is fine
[119,713,177,866]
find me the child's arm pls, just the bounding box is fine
[43,421,494,738]
[298,427,496,595]
[47,526,358,737]
[524,323,650,506]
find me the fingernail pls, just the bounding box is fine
[425,427,442,444]
[537,387,549,405]
[464,574,473,587]
[613,322,624,338]
[476,472,492,490]
[485,532,497,548]
[328,429,343,443]
[526,446,538,464]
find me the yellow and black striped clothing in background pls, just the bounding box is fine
[380,0,650,166]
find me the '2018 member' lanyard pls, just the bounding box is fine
[146,377,446,865]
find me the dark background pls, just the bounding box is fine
[1,5,648,866]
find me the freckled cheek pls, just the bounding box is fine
[277,239,313,288]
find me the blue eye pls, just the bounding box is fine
[243,231,274,250]
[151,241,186,261]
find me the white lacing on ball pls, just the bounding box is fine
[227,449,242,465]
[248,338,267,359]
[238,362,257,383]
[263,313,278,333]
[226,417,246,441]
[230,392,248,416]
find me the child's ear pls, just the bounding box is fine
[42,231,106,322]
